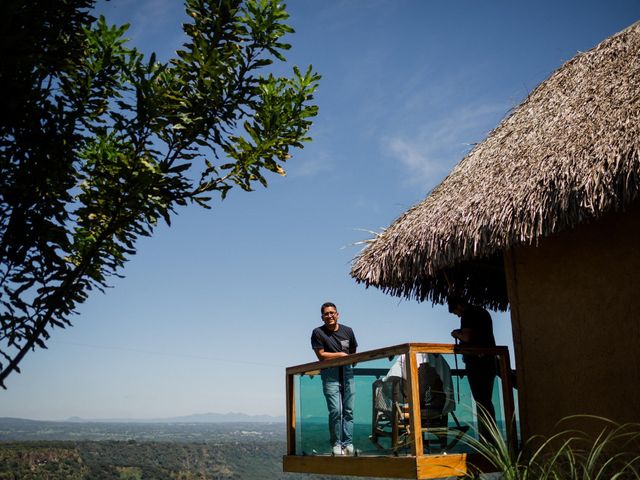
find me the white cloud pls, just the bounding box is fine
[387,137,447,182]
[383,101,508,187]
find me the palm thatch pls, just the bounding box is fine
[351,21,640,311]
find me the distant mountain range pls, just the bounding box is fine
[67,412,285,423]
[2,412,285,424]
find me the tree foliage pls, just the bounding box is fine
[0,0,320,386]
[0,439,356,479]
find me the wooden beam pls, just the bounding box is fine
[287,343,412,375]
[503,247,529,441]
[282,454,468,479]
[285,371,296,455]
[498,348,517,451]
[287,343,512,376]
[416,454,467,478]
[283,455,418,478]
[407,347,423,456]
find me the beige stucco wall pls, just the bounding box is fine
[505,205,640,441]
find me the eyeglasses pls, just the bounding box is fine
[322,311,338,317]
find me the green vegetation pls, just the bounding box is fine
[0,420,368,479]
[0,443,87,479]
[465,413,640,479]
[0,0,319,386]
[0,440,359,479]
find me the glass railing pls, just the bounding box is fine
[286,344,518,459]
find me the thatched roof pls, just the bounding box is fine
[351,21,640,311]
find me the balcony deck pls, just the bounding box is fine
[283,343,518,479]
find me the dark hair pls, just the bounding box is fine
[321,302,337,314]
[447,296,465,313]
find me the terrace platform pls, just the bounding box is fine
[283,343,518,479]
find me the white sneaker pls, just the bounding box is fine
[343,444,355,456]
[332,444,343,456]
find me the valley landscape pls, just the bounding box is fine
[0,417,364,479]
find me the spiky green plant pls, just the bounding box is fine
[463,410,640,480]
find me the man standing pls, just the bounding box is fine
[311,302,357,456]
[448,296,497,437]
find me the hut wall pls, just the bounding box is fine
[505,205,640,440]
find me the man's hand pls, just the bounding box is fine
[314,349,348,361]
[451,328,472,342]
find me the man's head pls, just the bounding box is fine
[320,302,339,330]
[447,296,466,317]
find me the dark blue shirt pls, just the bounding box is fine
[460,305,496,347]
[311,324,357,354]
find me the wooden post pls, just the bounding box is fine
[498,347,517,452]
[406,346,424,456]
[286,371,296,455]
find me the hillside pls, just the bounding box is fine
[0,419,383,480]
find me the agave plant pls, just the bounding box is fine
[463,409,640,480]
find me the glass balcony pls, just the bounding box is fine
[283,343,518,479]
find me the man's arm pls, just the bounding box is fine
[313,348,348,361]
[451,328,473,343]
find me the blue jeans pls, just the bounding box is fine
[321,366,355,448]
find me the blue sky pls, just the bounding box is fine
[2,1,639,420]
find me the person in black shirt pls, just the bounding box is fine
[448,296,497,437]
[311,302,358,456]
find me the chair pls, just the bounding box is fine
[418,359,469,452]
[370,354,469,453]
[370,375,409,452]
